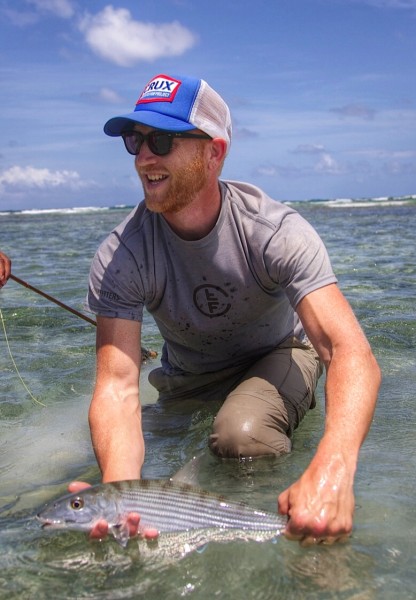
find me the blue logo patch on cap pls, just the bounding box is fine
[136,74,181,105]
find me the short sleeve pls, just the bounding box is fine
[85,232,145,321]
[264,212,337,308]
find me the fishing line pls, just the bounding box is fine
[10,274,97,326]
[1,274,156,406]
[9,274,157,360]
[0,307,46,407]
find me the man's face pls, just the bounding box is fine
[133,126,210,214]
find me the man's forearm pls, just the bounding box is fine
[89,392,145,482]
[319,343,381,462]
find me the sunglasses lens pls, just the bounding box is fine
[122,131,175,156]
[123,132,143,155]
[148,132,173,156]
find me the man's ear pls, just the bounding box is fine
[207,138,227,172]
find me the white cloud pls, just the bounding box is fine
[254,164,303,178]
[358,0,416,8]
[80,86,125,105]
[256,165,278,177]
[293,144,326,155]
[383,159,416,174]
[26,0,75,18]
[254,152,345,179]
[330,104,376,120]
[314,153,344,175]
[98,87,124,104]
[78,6,197,67]
[233,126,259,140]
[344,0,416,9]
[353,148,416,159]
[0,165,83,190]
[2,8,39,26]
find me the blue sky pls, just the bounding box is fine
[0,0,415,210]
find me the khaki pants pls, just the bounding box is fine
[148,338,323,458]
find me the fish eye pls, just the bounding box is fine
[70,497,84,510]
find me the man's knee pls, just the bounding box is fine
[208,410,292,458]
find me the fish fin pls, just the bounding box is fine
[109,522,130,548]
[171,450,208,486]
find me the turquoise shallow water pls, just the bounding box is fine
[0,197,415,599]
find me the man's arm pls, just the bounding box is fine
[89,315,144,482]
[278,283,381,544]
[74,315,154,541]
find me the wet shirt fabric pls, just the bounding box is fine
[87,180,337,374]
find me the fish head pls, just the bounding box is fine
[37,486,117,531]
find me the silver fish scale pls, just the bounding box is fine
[109,480,284,533]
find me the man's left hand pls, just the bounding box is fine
[277,454,354,545]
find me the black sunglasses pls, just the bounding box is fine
[121,130,212,156]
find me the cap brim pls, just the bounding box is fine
[104,111,196,136]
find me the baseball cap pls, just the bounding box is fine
[103,73,232,152]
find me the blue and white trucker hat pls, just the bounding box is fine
[103,73,232,152]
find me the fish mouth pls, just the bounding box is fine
[40,520,74,529]
[37,516,57,528]
[37,515,67,528]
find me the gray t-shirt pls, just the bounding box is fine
[87,180,337,374]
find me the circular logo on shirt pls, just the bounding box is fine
[193,284,231,318]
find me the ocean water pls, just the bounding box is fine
[0,195,415,599]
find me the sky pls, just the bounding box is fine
[0,0,415,210]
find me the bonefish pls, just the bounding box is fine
[37,479,287,552]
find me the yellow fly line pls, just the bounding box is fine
[0,273,157,408]
[0,307,46,407]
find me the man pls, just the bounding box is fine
[0,251,11,288]
[76,73,380,545]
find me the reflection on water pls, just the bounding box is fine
[0,202,415,598]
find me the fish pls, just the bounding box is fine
[37,479,287,554]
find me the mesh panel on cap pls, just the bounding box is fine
[190,80,232,153]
